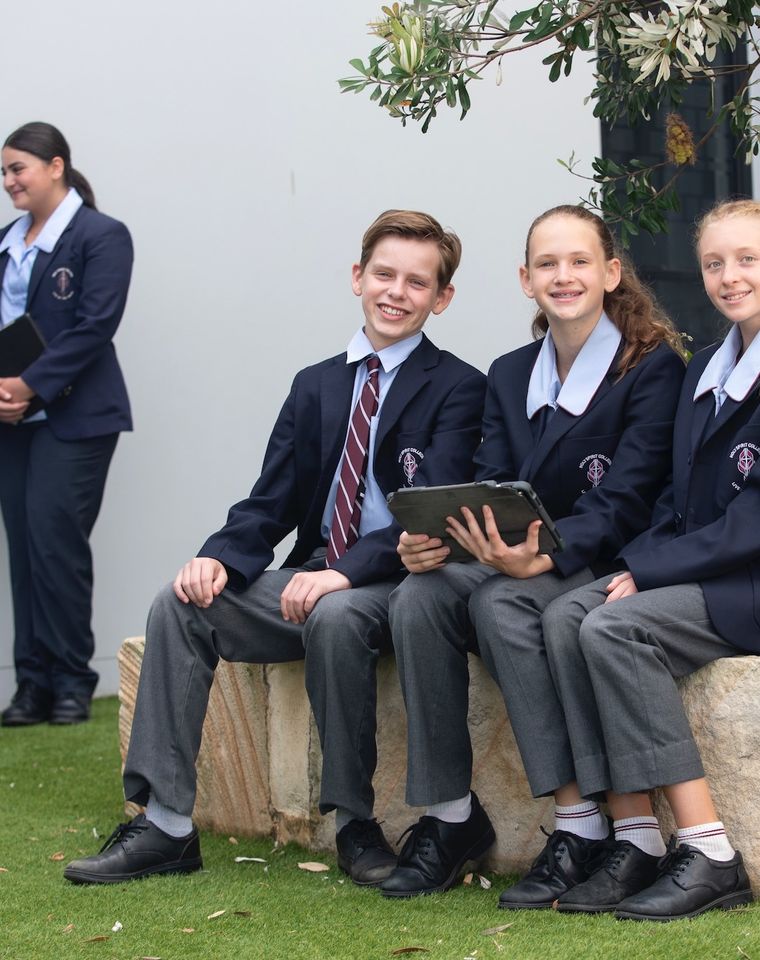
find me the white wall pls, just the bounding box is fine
[0,1,600,703]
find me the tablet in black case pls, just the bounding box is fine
[387,480,564,563]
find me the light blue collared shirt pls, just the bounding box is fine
[321,328,423,540]
[526,312,622,419]
[693,325,760,415]
[0,188,83,423]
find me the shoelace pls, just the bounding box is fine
[396,818,437,863]
[351,819,387,852]
[526,826,600,882]
[98,819,149,854]
[658,837,695,878]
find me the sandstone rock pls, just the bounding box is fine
[118,637,760,886]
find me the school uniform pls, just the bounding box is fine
[0,192,133,701]
[389,315,685,805]
[123,331,486,821]
[542,327,760,798]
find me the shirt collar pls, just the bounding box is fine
[526,312,622,419]
[0,188,82,256]
[0,214,30,254]
[693,324,760,404]
[345,328,423,373]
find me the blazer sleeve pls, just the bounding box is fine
[330,369,486,587]
[198,379,301,589]
[552,346,684,577]
[22,218,134,403]
[624,469,760,589]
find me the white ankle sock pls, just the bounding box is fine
[146,796,193,838]
[426,792,472,823]
[613,816,666,856]
[554,801,608,840]
[677,822,735,862]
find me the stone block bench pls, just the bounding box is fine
[118,637,760,887]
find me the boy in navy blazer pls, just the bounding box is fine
[64,209,486,886]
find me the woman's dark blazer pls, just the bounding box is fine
[0,204,133,440]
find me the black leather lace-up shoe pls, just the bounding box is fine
[336,818,397,886]
[63,814,202,884]
[614,840,753,921]
[1,682,53,727]
[498,824,611,910]
[50,694,91,725]
[555,839,661,913]
[380,792,495,897]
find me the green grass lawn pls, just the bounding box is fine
[1,697,759,960]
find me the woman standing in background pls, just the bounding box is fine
[0,121,133,726]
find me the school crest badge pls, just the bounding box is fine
[729,442,760,489]
[398,447,424,486]
[578,453,612,491]
[51,267,74,301]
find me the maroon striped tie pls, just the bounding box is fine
[326,356,381,566]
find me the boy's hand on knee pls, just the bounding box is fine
[173,557,228,607]
[605,571,638,603]
[398,531,449,572]
[280,570,351,624]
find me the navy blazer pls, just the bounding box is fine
[0,205,133,440]
[475,340,685,577]
[623,342,760,652]
[200,334,486,588]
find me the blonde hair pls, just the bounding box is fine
[360,210,462,289]
[525,205,685,376]
[694,198,760,249]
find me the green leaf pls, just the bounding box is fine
[348,58,369,76]
[508,7,537,30]
[457,76,471,116]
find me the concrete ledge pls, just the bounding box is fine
[118,637,760,885]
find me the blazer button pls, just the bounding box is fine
[687,454,692,466]
[674,511,683,528]
[61,386,73,397]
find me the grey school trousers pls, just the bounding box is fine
[539,576,738,797]
[388,562,596,805]
[123,551,396,821]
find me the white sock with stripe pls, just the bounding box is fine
[554,801,608,840]
[613,816,666,856]
[426,792,472,823]
[677,821,735,861]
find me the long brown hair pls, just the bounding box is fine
[525,205,685,377]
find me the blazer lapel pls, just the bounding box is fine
[522,374,614,481]
[374,337,435,451]
[699,395,748,449]
[25,208,81,309]
[320,357,356,475]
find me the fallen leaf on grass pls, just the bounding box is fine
[480,924,513,936]
[62,924,74,934]
[84,935,109,942]
[298,861,329,872]
[207,910,226,920]
[463,873,473,885]
[737,950,752,959]
[228,836,239,845]
[233,911,252,917]
[234,856,267,863]
[140,956,162,959]
[477,874,492,890]
[111,921,123,932]
[391,949,429,955]
[49,852,65,861]
[0,867,8,873]
[64,827,79,834]
[181,928,195,934]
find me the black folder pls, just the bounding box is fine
[0,313,46,417]
[387,480,564,563]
